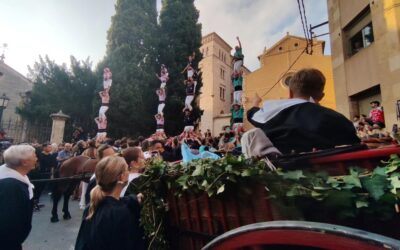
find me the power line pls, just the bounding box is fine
[313,32,330,38]
[297,0,309,43]
[301,0,310,41]
[309,21,329,54]
[260,47,307,98]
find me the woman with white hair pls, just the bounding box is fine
[0,145,37,250]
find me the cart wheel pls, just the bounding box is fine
[202,221,400,250]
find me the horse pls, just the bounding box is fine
[50,156,97,222]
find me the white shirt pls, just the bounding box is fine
[120,173,141,197]
[251,98,314,124]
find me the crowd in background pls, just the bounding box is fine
[353,101,400,144]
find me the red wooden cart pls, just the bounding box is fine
[165,145,400,250]
[203,221,400,250]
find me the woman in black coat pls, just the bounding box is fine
[75,156,145,250]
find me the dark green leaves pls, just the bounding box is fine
[362,175,388,201]
[280,170,306,180]
[20,56,98,135]
[103,0,160,137]
[159,0,203,134]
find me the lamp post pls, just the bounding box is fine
[0,93,10,126]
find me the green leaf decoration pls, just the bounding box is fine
[343,175,362,188]
[355,200,369,208]
[373,167,387,176]
[324,190,356,208]
[349,167,362,176]
[282,170,306,180]
[389,176,400,194]
[176,175,189,187]
[225,165,233,172]
[217,185,225,194]
[386,165,398,174]
[311,191,323,197]
[313,186,331,190]
[391,172,400,178]
[192,165,204,176]
[241,169,252,177]
[286,185,310,197]
[326,177,340,184]
[362,175,388,201]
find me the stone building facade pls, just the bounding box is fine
[327,0,400,127]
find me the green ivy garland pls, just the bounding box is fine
[130,154,400,249]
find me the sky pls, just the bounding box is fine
[0,0,330,76]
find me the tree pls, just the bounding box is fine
[159,0,203,135]
[102,0,159,138]
[18,55,99,138]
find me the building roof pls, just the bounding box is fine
[0,61,32,87]
[202,32,233,51]
[259,33,326,59]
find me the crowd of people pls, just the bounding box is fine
[2,51,400,249]
[351,101,400,148]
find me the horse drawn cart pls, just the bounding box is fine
[136,145,400,249]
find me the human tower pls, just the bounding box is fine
[154,64,169,136]
[94,37,244,141]
[95,68,112,142]
[154,52,198,138]
[231,36,244,135]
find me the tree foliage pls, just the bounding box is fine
[18,55,98,134]
[102,0,159,138]
[159,0,203,135]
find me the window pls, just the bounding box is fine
[350,24,373,54]
[344,7,374,56]
[219,51,226,63]
[281,72,295,88]
[294,43,299,47]
[220,68,225,80]
[219,85,225,101]
[206,47,209,56]
[350,85,381,118]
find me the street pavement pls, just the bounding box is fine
[24,193,83,250]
